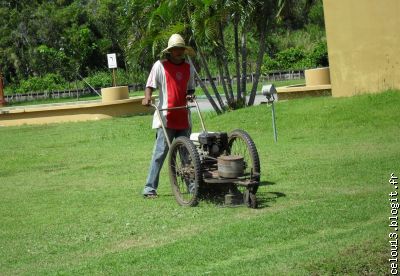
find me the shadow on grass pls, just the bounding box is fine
[256,191,286,208]
[259,180,276,186]
[196,181,285,209]
[255,180,286,208]
[149,181,285,209]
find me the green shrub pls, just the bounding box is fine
[262,55,279,72]
[4,84,19,95]
[263,47,312,72]
[262,41,328,72]
[16,73,67,93]
[83,69,147,88]
[84,71,112,88]
[308,41,329,67]
[116,69,147,85]
[276,47,306,70]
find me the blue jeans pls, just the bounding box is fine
[143,127,191,195]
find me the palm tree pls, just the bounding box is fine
[248,0,284,106]
[139,0,223,114]
[125,0,286,110]
[189,0,283,108]
[189,0,227,112]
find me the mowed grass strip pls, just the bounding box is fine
[0,90,398,275]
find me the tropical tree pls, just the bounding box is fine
[0,0,325,105]
[248,0,280,105]
[125,0,224,114]
[125,0,286,110]
[189,0,227,112]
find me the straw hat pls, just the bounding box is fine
[161,34,196,57]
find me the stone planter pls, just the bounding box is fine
[101,86,129,102]
[305,67,331,86]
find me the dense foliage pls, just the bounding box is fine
[0,0,326,108]
[262,0,327,72]
[0,0,128,88]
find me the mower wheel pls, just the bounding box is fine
[228,129,261,193]
[168,136,202,207]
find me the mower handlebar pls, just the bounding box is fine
[150,98,207,148]
[151,104,196,112]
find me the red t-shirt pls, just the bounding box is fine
[146,59,195,129]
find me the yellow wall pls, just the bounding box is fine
[0,97,154,127]
[323,0,400,97]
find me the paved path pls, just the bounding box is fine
[195,94,268,112]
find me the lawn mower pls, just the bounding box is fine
[152,98,260,208]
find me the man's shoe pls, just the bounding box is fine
[143,194,158,199]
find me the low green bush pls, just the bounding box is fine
[262,41,328,72]
[83,70,147,88]
[308,41,329,67]
[83,71,112,88]
[13,73,67,93]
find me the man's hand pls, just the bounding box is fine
[186,94,196,102]
[142,87,154,106]
[142,96,152,106]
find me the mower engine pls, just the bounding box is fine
[197,132,228,158]
[192,132,245,179]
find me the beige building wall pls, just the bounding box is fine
[323,0,400,97]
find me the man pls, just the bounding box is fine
[142,34,196,198]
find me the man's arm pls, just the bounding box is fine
[186,61,196,102]
[142,87,154,106]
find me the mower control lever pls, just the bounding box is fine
[150,98,206,148]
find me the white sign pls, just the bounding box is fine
[107,53,117,69]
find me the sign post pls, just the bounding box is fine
[107,53,118,87]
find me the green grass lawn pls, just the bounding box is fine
[1,90,398,275]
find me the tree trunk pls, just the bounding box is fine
[195,75,222,115]
[218,21,235,102]
[198,50,225,110]
[188,57,222,114]
[216,54,231,105]
[247,20,267,106]
[240,29,247,103]
[234,15,241,100]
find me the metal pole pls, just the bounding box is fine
[151,103,171,148]
[271,102,278,142]
[193,99,207,132]
[77,73,101,96]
